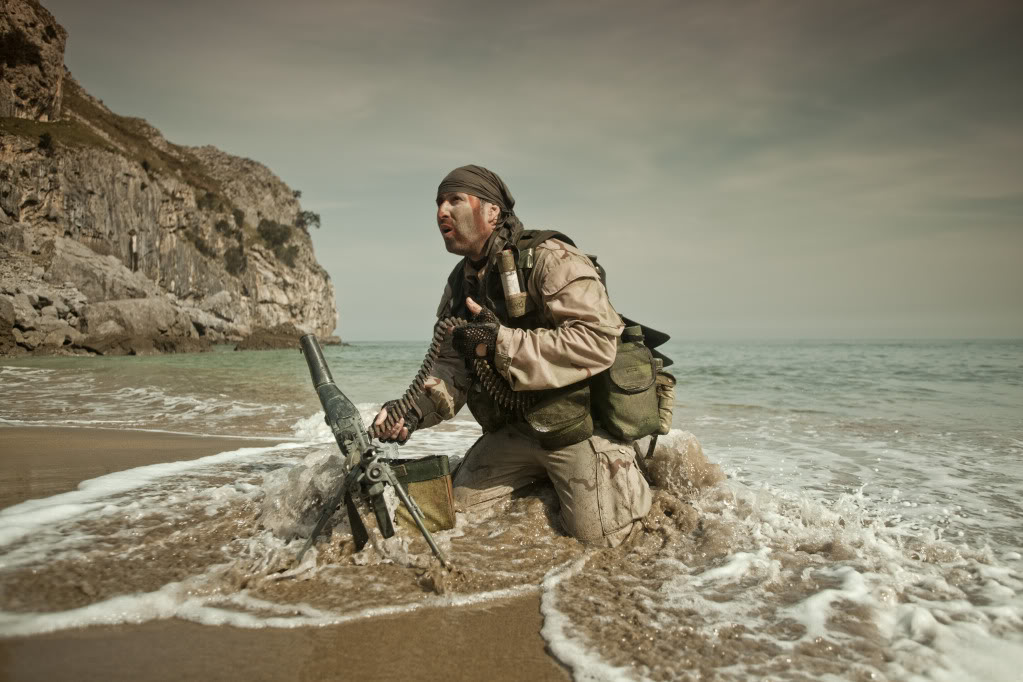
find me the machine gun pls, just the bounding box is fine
[296,335,448,567]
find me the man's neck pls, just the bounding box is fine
[467,228,501,267]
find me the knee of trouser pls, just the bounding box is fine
[557,441,652,545]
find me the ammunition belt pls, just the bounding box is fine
[368,317,538,439]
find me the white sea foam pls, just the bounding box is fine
[0,429,1019,682]
[0,418,298,440]
[0,571,539,637]
[2,341,1021,679]
[540,556,638,682]
[0,367,304,436]
[290,412,334,443]
[0,419,560,639]
[0,449,543,636]
[539,475,1023,681]
[290,404,480,460]
[0,443,306,552]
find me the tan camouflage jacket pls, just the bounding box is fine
[415,238,624,429]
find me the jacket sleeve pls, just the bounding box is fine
[493,240,623,391]
[413,281,470,429]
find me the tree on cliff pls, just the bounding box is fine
[296,210,321,230]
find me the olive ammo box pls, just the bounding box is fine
[388,454,456,533]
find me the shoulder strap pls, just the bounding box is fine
[514,229,575,270]
[445,260,468,319]
[512,230,610,287]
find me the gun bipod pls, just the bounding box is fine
[296,334,448,568]
[295,450,449,567]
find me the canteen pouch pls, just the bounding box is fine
[388,455,456,532]
[655,367,676,435]
[593,326,660,441]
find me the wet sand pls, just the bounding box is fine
[0,426,570,682]
[0,426,281,510]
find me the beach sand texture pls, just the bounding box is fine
[0,427,569,682]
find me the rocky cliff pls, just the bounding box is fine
[0,0,339,355]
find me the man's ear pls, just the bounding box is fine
[486,201,500,227]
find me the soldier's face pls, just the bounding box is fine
[436,192,491,258]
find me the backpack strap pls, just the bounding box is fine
[445,260,468,319]
[514,229,575,274]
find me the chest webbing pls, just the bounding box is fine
[445,229,575,325]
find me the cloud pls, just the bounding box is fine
[44,0,1023,338]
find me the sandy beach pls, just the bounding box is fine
[0,426,569,682]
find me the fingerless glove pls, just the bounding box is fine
[452,323,498,363]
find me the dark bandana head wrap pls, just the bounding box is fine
[436,165,515,213]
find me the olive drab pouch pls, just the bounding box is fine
[593,326,660,441]
[517,381,594,450]
[654,364,676,435]
[466,386,510,434]
[388,455,456,532]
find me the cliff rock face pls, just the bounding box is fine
[0,0,66,121]
[0,0,338,355]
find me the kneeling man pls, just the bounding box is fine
[374,165,651,547]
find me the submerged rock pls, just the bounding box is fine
[77,332,211,356]
[233,324,341,351]
[234,323,304,351]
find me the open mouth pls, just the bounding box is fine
[439,222,454,237]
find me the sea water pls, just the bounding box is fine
[1,339,1021,681]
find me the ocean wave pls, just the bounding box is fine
[0,430,1020,681]
[0,371,305,438]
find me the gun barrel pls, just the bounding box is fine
[293,335,450,568]
[299,334,370,463]
[300,334,335,388]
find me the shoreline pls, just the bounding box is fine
[0,425,283,510]
[0,596,568,682]
[0,425,570,681]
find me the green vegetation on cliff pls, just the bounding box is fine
[257,219,298,268]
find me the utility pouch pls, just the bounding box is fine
[467,386,509,434]
[655,366,676,435]
[517,381,593,450]
[593,326,660,441]
[388,455,456,532]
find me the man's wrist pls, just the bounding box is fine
[495,326,514,377]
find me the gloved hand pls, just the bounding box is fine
[452,299,500,363]
[372,400,420,445]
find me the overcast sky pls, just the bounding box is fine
[43,0,1023,340]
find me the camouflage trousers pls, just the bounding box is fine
[452,425,652,547]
